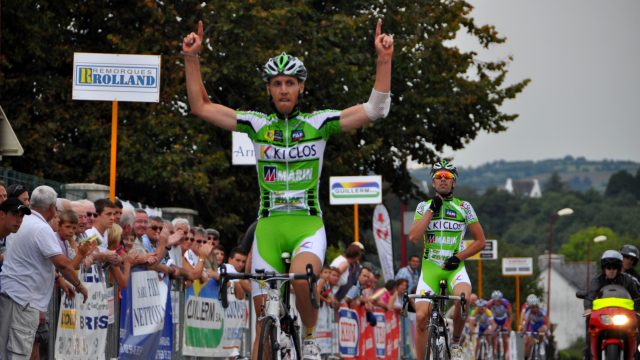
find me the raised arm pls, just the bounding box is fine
[183,21,237,131]
[340,19,394,131]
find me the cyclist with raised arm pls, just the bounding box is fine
[182,19,393,360]
[487,290,512,359]
[409,160,487,360]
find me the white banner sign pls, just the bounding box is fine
[131,270,168,336]
[373,204,394,281]
[329,175,382,205]
[72,52,161,102]
[502,257,533,276]
[463,239,498,260]
[231,131,256,165]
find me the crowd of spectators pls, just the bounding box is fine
[0,181,246,359]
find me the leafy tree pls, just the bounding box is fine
[543,172,567,193]
[0,0,528,243]
[605,170,636,198]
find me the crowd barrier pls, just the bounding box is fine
[42,266,417,359]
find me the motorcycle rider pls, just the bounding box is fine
[620,244,640,285]
[583,250,640,359]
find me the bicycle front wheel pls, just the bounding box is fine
[425,325,439,360]
[258,317,279,360]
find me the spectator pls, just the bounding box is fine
[85,198,119,266]
[113,199,123,225]
[223,247,249,299]
[78,199,97,232]
[0,181,7,203]
[0,186,87,358]
[119,208,135,242]
[372,279,396,311]
[57,210,95,270]
[343,264,374,309]
[181,228,211,283]
[395,254,420,293]
[6,184,30,208]
[213,245,226,266]
[143,215,163,254]
[318,265,339,308]
[206,228,220,247]
[391,278,409,312]
[168,217,190,269]
[331,242,364,301]
[0,198,31,272]
[70,200,89,241]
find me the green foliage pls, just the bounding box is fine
[605,170,640,200]
[1,0,527,243]
[558,337,585,360]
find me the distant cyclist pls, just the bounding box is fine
[487,290,512,359]
[183,19,393,360]
[409,160,487,360]
[519,295,547,360]
[469,299,497,357]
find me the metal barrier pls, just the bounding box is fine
[0,167,65,197]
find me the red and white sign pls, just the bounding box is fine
[373,204,394,281]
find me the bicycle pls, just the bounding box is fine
[493,326,510,360]
[475,331,493,360]
[219,253,319,360]
[402,280,467,360]
[520,331,546,360]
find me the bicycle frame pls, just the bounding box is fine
[402,280,467,360]
[219,263,318,360]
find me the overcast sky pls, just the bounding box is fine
[436,0,640,168]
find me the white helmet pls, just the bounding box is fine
[526,294,539,306]
[491,290,503,301]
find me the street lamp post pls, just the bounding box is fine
[547,207,574,323]
[586,235,608,292]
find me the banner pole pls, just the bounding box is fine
[110,100,118,201]
[516,275,521,327]
[354,203,359,243]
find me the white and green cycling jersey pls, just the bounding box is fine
[236,109,342,218]
[413,197,479,266]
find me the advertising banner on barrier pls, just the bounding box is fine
[373,310,387,357]
[54,266,109,359]
[338,307,360,357]
[182,279,249,357]
[316,305,335,354]
[119,269,173,359]
[385,311,400,360]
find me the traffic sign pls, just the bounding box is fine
[463,239,498,260]
[502,257,533,276]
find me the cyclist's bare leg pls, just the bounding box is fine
[415,300,433,360]
[251,294,267,360]
[290,252,322,330]
[452,282,471,343]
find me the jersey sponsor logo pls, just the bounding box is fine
[416,202,427,216]
[265,130,275,141]
[258,144,318,160]
[292,129,304,141]
[445,209,457,218]
[274,130,283,142]
[428,220,464,231]
[263,166,277,182]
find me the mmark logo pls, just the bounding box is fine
[263,166,277,182]
[76,66,157,87]
[445,209,457,218]
[331,182,380,198]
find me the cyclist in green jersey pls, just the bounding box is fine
[183,19,393,360]
[409,160,487,360]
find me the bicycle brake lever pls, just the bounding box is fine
[306,264,319,309]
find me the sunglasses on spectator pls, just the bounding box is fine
[432,171,456,180]
[150,225,162,232]
[208,236,218,240]
[86,212,98,218]
[196,240,205,244]
[187,237,195,242]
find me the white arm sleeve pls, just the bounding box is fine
[362,88,391,121]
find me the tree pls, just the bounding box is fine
[1,0,529,243]
[543,172,567,193]
[605,170,635,198]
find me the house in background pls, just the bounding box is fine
[504,178,542,198]
[537,253,597,350]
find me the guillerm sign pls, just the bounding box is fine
[329,176,382,205]
[72,53,161,102]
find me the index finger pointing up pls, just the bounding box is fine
[376,19,382,38]
[197,20,203,39]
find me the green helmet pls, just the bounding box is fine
[262,52,307,82]
[430,160,458,178]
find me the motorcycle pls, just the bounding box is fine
[576,284,638,360]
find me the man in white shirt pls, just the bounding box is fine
[84,198,119,265]
[0,186,87,358]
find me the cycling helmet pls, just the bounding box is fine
[600,250,623,270]
[491,290,503,301]
[262,52,307,82]
[430,160,458,178]
[476,299,487,308]
[526,294,539,307]
[620,244,639,266]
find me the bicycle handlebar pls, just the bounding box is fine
[219,264,318,309]
[401,291,467,320]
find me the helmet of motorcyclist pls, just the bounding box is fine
[491,290,503,301]
[600,250,623,271]
[620,244,639,266]
[476,299,487,308]
[526,294,539,307]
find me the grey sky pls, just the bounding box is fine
[438,0,640,168]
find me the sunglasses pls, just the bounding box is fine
[432,171,456,180]
[187,237,195,242]
[208,236,218,241]
[196,240,206,244]
[150,225,162,232]
[86,212,98,218]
